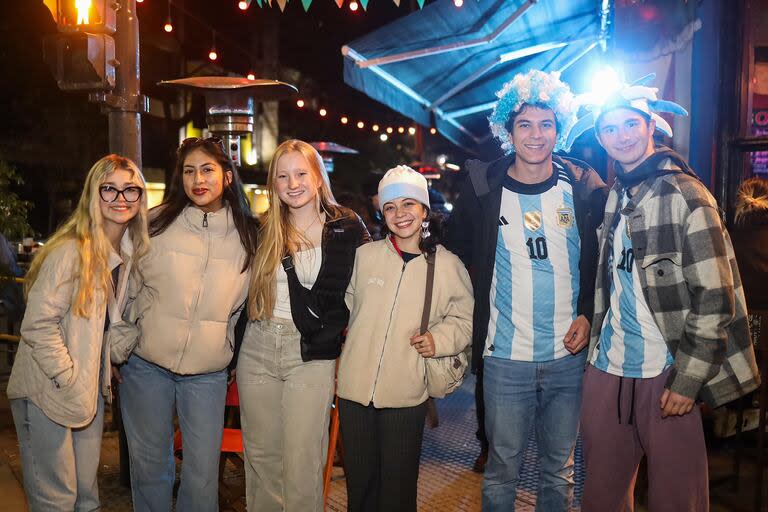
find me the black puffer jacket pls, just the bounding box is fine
[300,205,371,361]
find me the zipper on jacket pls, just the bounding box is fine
[369,261,407,403]
[177,212,212,369]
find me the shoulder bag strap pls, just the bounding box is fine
[420,251,436,336]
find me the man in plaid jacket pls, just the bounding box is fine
[566,78,760,511]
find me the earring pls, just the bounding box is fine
[421,220,431,239]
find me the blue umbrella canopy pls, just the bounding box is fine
[342,0,609,155]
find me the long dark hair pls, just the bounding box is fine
[150,137,258,271]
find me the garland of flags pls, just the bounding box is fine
[241,0,428,12]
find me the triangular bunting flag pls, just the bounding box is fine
[255,0,262,6]
[275,0,287,11]
[391,0,400,5]
[335,0,344,7]
[416,0,425,8]
[301,0,312,10]
[265,0,272,6]
[360,0,369,9]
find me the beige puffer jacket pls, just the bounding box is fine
[7,235,134,428]
[110,205,248,375]
[337,240,474,408]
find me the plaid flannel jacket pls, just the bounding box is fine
[588,155,760,407]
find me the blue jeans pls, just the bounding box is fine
[11,395,104,512]
[119,355,227,512]
[482,353,586,512]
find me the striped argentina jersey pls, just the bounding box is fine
[591,191,673,378]
[484,164,580,362]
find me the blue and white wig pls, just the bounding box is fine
[488,70,578,154]
[563,73,689,152]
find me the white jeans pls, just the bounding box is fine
[237,318,335,512]
[11,395,105,512]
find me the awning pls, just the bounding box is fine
[342,0,609,155]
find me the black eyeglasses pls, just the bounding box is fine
[99,185,143,203]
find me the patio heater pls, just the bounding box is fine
[309,141,359,173]
[159,76,297,166]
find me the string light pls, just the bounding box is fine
[341,116,349,124]
[296,99,305,108]
[164,0,173,32]
[386,127,393,134]
[319,108,327,117]
[208,31,218,61]
[430,127,437,135]
[372,124,380,132]
[357,121,365,129]
[454,0,463,6]
[398,127,405,134]
[380,134,388,141]
[246,72,255,80]
[238,0,251,10]
[408,127,416,135]
[349,1,359,11]
[137,0,144,3]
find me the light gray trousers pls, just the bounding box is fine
[236,318,335,512]
[11,394,105,512]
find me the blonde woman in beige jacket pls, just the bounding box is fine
[337,166,474,512]
[7,155,149,511]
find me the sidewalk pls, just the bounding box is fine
[0,371,764,511]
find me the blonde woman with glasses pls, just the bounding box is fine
[7,154,149,511]
[240,139,369,511]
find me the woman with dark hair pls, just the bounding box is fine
[110,137,258,511]
[336,165,474,512]
[732,176,768,309]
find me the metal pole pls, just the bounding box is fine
[109,0,142,167]
[110,0,141,488]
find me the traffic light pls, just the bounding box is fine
[42,0,118,91]
[43,32,116,91]
[54,0,117,34]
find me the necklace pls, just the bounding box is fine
[295,212,323,234]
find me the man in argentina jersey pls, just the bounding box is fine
[590,189,674,378]
[487,165,582,363]
[572,77,759,511]
[446,70,607,512]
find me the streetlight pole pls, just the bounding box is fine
[108,0,143,167]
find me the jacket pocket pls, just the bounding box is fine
[108,321,141,365]
[640,251,684,290]
[640,251,682,269]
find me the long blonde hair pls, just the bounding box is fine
[248,139,343,321]
[735,176,768,225]
[24,155,150,317]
